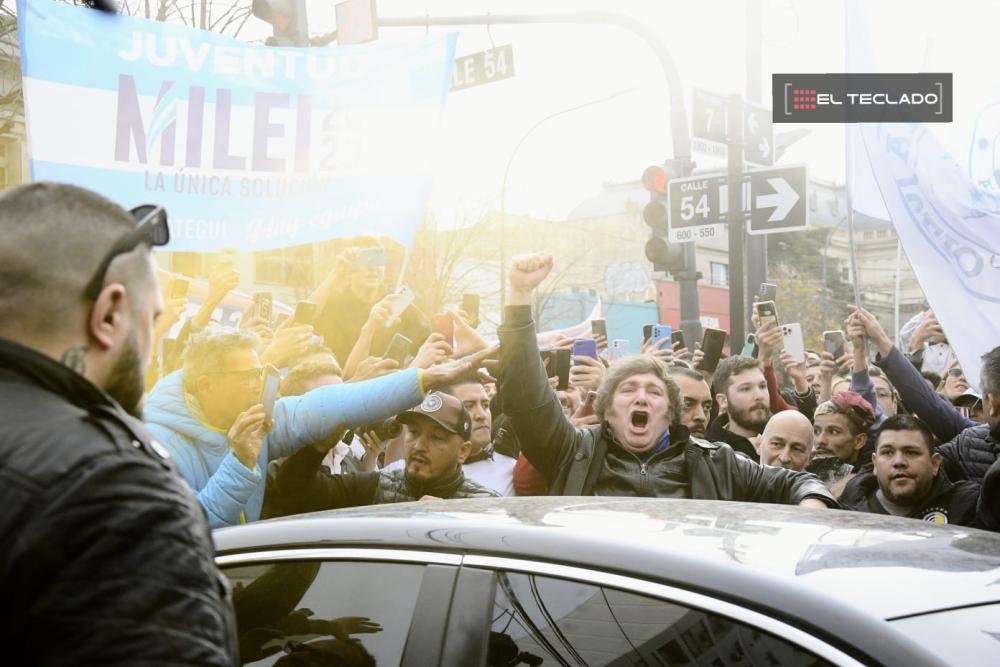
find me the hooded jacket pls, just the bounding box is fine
[0,338,237,665]
[499,307,836,506]
[145,368,425,527]
[840,468,980,526]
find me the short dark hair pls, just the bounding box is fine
[711,355,763,396]
[595,355,681,425]
[0,182,149,340]
[281,361,343,397]
[668,366,707,384]
[981,345,1000,399]
[876,414,936,455]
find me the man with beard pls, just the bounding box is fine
[668,366,713,440]
[841,415,979,526]
[498,253,834,507]
[707,356,772,461]
[0,183,237,664]
[849,306,1000,483]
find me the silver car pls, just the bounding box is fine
[215,497,1000,666]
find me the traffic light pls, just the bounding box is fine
[641,162,686,274]
[253,0,309,46]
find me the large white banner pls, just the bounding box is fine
[857,120,1000,388]
[16,0,456,251]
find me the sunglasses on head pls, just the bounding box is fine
[83,204,170,300]
[947,368,965,379]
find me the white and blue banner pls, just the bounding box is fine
[16,0,456,251]
[847,0,1000,388]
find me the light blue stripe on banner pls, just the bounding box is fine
[31,160,432,252]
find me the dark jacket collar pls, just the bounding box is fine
[706,414,758,460]
[0,337,116,412]
[404,464,467,499]
[843,468,957,514]
[464,441,495,465]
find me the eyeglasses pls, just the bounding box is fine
[83,204,170,300]
[208,368,264,386]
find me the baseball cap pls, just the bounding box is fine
[953,388,983,407]
[827,391,877,431]
[396,392,472,440]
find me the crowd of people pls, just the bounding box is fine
[3,183,1000,663]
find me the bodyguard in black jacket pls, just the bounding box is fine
[500,254,836,507]
[0,183,236,665]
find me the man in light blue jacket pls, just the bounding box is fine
[145,327,488,527]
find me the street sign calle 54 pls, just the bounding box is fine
[667,165,808,242]
[451,44,515,92]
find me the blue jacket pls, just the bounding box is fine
[144,369,425,528]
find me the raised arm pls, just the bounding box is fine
[499,254,581,480]
[850,305,973,442]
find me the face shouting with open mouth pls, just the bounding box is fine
[605,372,673,455]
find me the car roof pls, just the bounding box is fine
[215,496,1000,621]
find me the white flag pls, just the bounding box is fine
[858,121,1000,389]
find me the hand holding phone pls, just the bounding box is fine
[383,333,413,366]
[823,330,846,359]
[650,324,672,350]
[609,339,630,362]
[696,328,727,373]
[556,348,571,391]
[572,338,598,364]
[432,314,454,346]
[386,286,415,327]
[252,292,274,323]
[591,319,607,341]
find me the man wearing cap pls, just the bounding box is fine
[271,392,499,514]
[841,415,980,526]
[812,392,878,472]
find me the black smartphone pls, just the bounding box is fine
[541,350,557,379]
[823,330,846,359]
[591,319,607,341]
[383,333,413,366]
[556,348,571,391]
[171,277,190,299]
[461,293,480,328]
[642,324,653,342]
[759,283,778,302]
[295,301,317,326]
[696,328,727,373]
[671,330,686,350]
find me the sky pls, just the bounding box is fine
[24,0,1000,223]
[267,0,1000,225]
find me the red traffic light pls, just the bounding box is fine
[642,165,668,194]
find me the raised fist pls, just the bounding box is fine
[509,253,554,293]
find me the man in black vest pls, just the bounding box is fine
[0,183,237,665]
[272,391,499,513]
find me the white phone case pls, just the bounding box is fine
[387,286,415,326]
[781,323,806,363]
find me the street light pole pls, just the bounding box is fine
[498,88,635,306]
[821,215,848,326]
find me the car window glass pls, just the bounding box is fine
[489,571,834,666]
[223,560,425,666]
[891,604,1000,667]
